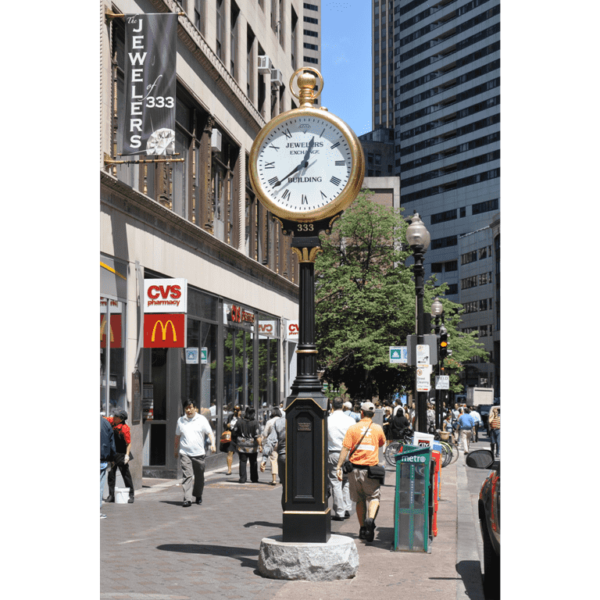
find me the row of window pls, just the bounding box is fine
[398,0,459,33]
[398,39,500,95]
[463,299,493,313]
[463,324,493,337]
[431,235,457,249]
[397,113,500,158]
[401,149,500,188]
[304,28,318,38]
[431,260,458,272]
[396,0,442,18]
[472,198,499,215]
[397,77,500,127]
[431,208,462,225]
[402,168,499,204]
[304,3,318,11]
[461,272,492,289]
[461,245,492,265]
[401,132,500,172]
[304,16,318,24]
[398,95,500,142]
[304,56,318,64]
[304,42,318,51]
[367,167,393,176]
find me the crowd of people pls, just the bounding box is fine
[100,396,500,524]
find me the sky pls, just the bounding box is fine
[320,1,373,137]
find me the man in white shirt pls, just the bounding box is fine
[328,398,356,520]
[470,407,482,442]
[174,400,215,507]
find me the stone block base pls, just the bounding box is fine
[258,534,359,581]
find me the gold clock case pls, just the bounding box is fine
[248,107,365,223]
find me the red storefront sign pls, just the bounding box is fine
[100,314,123,348]
[143,314,186,348]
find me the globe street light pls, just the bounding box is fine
[407,212,430,433]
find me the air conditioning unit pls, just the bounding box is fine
[211,128,222,153]
[271,68,283,88]
[258,55,273,74]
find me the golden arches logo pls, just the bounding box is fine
[100,317,114,343]
[151,319,177,342]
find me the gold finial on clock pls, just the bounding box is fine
[290,67,324,108]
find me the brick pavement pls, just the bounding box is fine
[101,448,485,600]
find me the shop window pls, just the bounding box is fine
[100,296,127,416]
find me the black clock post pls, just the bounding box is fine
[277,216,338,544]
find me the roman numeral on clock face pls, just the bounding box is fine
[282,189,290,200]
[301,194,308,205]
[283,129,292,139]
[265,161,275,169]
[335,160,345,166]
[268,177,278,186]
[320,190,327,199]
[330,141,340,149]
[269,145,279,151]
[330,176,341,186]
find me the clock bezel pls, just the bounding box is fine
[249,107,365,223]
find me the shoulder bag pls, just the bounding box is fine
[342,423,372,474]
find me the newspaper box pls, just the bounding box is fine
[394,445,432,553]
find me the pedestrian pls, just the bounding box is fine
[336,401,386,543]
[470,406,482,443]
[389,406,411,440]
[232,406,262,484]
[452,403,460,420]
[489,406,501,458]
[174,400,215,507]
[426,403,436,433]
[343,401,361,422]
[100,415,116,519]
[223,405,242,476]
[105,408,135,504]
[327,398,355,521]
[262,408,282,485]
[260,413,286,508]
[457,407,475,453]
[382,406,393,443]
[442,412,456,443]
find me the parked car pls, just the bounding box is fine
[466,449,500,600]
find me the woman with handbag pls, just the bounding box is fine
[223,405,241,475]
[231,406,262,484]
[489,406,500,458]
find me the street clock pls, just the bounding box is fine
[249,68,364,225]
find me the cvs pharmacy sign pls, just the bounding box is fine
[144,278,187,313]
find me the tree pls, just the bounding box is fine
[315,190,488,400]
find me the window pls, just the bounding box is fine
[291,10,298,68]
[304,16,318,24]
[431,263,443,273]
[216,0,224,60]
[445,260,458,272]
[463,301,478,314]
[194,0,202,31]
[461,275,478,290]
[431,235,457,250]
[431,209,457,225]
[461,250,477,265]
[447,284,458,295]
[472,198,499,215]
[304,2,319,10]
[479,272,492,285]
[304,42,318,51]
[460,207,467,218]
[231,2,239,75]
[304,29,318,37]
[304,56,319,64]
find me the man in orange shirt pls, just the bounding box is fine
[336,401,386,542]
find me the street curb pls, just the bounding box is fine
[456,454,486,600]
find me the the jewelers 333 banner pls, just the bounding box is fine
[121,13,177,156]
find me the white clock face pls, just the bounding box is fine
[256,115,352,215]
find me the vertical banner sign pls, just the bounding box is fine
[122,13,178,156]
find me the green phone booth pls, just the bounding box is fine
[394,445,432,553]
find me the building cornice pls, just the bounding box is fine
[148,0,265,134]
[100,171,299,301]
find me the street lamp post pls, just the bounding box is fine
[406,212,430,433]
[431,297,444,430]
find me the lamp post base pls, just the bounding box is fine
[258,534,359,581]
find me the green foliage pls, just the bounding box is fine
[315,190,488,399]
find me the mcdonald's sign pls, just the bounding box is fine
[100,314,122,349]
[143,313,186,348]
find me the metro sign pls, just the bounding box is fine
[143,314,186,348]
[143,278,188,313]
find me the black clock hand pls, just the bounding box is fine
[302,136,315,165]
[273,161,308,187]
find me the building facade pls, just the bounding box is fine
[359,127,395,177]
[100,0,320,486]
[382,0,500,392]
[372,1,395,129]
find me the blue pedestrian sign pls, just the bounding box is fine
[185,348,199,364]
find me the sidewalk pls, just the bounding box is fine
[101,441,489,600]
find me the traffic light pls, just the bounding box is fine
[439,325,448,359]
